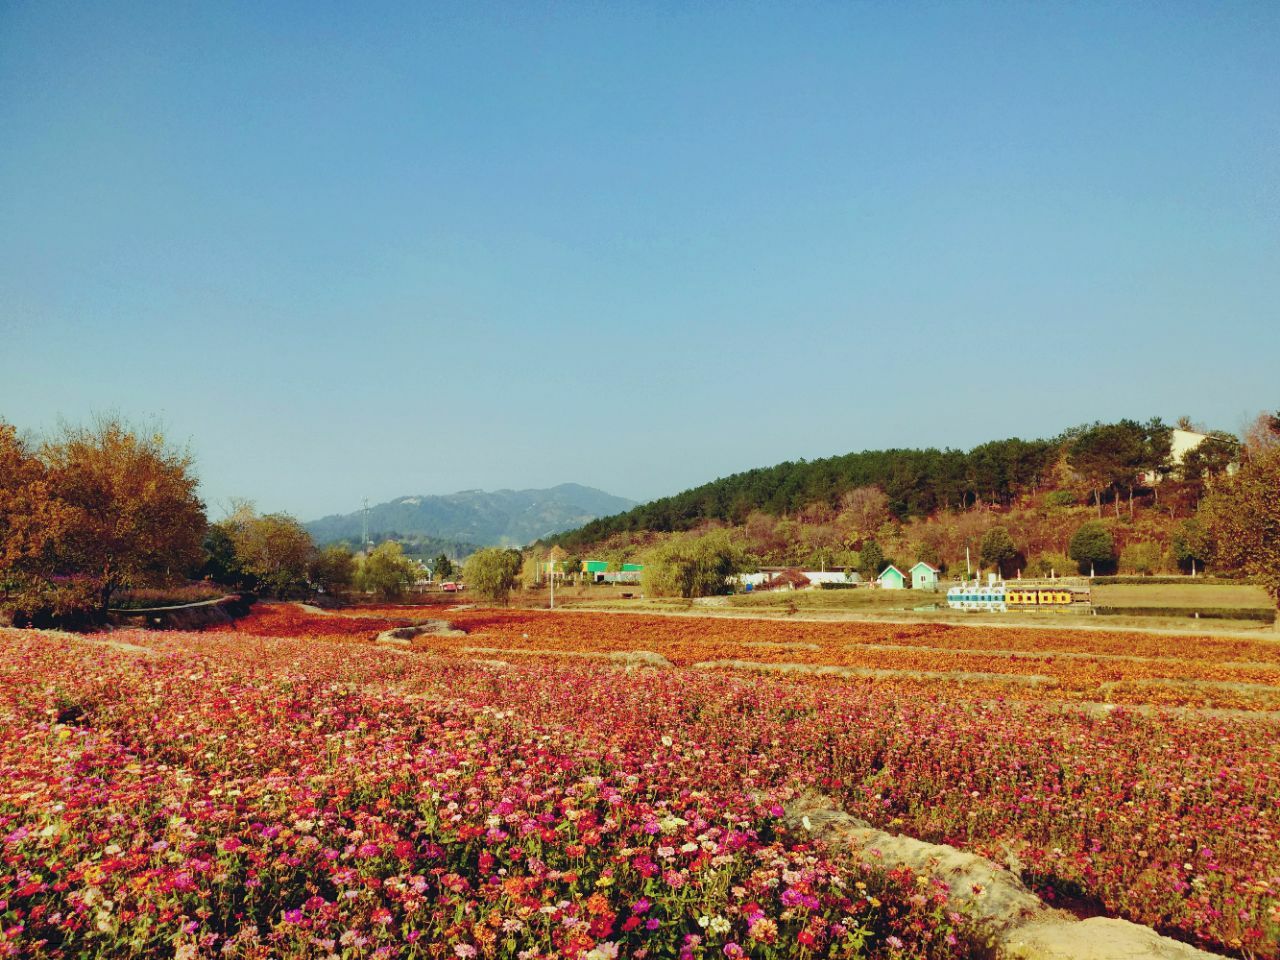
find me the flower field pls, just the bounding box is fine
[308,604,1280,711]
[2,628,964,959]
[2,607,1279,957]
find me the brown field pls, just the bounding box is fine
[1092,581,1273,608]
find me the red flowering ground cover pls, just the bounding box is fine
[207,604,407,640]
[404,608,1280,710]
[0,629,966,960]
[4,613,1276,957]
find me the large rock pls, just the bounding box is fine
[1002,918,1221,960]
[783,794,1223,960]
[375,621,466,646]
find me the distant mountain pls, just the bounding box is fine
[307,484,638,548]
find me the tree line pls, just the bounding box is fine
[0,416,431,626]
[552,418,1237,549]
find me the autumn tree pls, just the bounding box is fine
[41,417,206,614]
[1201,447,1280,607]
[219,504,313,597]
[1242,410,1280,460]
[1119,541,1162,576]
[310,544,357,595]
[836,486,892,540]
[0,422,81,621]
[463,547,522,605]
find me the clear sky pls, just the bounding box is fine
[2,1,1277,520]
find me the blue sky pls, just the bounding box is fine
[2,1,1277,520]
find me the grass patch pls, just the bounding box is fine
[1093,605,1276,623]
[1093,582,1272,609]
[725,590,938,611]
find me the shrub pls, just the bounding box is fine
[765,568,811,591]
[1119,541,1162,576]
[1069,521,1115,575]
[111,584,225,609]
[1029,552,1075,579]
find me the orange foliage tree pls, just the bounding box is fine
[40,417,207,614]
[0,422,81,620]
[1202,445,1280,607]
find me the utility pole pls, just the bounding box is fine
[362,498,370,553]
[549,556,555,610]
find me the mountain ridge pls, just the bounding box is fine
[307,483,637,547]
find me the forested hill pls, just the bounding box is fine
[308,483,637,547]
[551,419,1206,549]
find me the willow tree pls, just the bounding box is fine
[463,547,522,605]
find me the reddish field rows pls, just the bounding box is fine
[2,619,1277,957]
[0,628,969,959]
[226,605,1280,710]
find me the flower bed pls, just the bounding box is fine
[0,630,965,959]
[2,625,1277,956]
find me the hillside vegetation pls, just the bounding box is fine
[308,483,636,547]
[550,416,1279,595]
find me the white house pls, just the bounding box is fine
[803,570,861,586]
[1143,428,1237,484]
[736,570,862,590]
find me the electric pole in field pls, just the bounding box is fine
[362,498,370,553]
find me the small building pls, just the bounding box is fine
[910,561,940,591]
[582,560,643,584]
[877,564,907,590]
[735,569,861,590]
[803,570,861,586]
